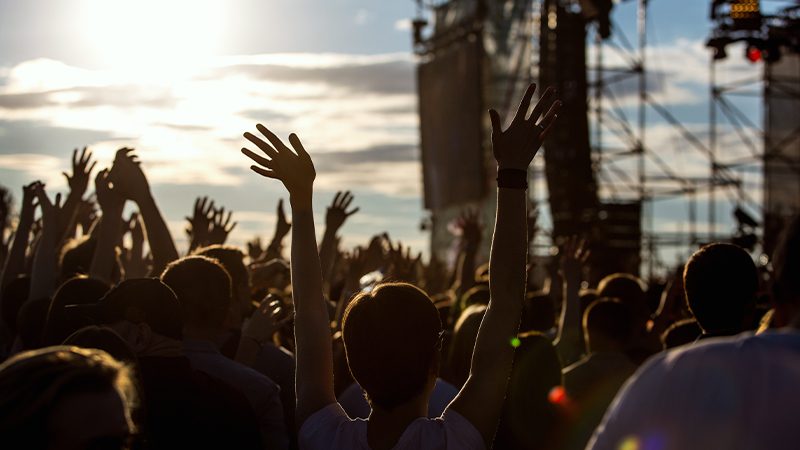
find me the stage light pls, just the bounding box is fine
[746,45,762,63]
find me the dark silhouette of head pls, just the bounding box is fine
[60,237,121,284]
[16,298,51,350]
[771,215,800,327]
[495,332,563,450]
[460,284,490,310]
[447,304,486,388]
[161,256,232,333]
[194,245,250,324]
[521,292,556,333]
[597,273,650,328]
[43,277,110,345]
[72,279,184,357]
[1,275,30,337]
[683,243,757,335]
[63,326,138,364]
[0,346,136,450]
[342,283,442,411]
[583,298,634,353]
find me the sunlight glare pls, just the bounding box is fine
[79,0,226,75]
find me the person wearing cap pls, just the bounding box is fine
[73,277,261,449]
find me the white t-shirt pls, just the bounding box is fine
[299,403,485,450]
[588,329,800,450]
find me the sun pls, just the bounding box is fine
[78,0,227,74]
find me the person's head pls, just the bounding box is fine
[597,273,650,328]
[16,298,52,350]
[661,318,702,349]
[460,284,490,310]
[43,277,110,346]
[59,237,96,280]
[161,256,232,334]
[495,332,563,450]
[771,215,800,327]
[0,346,136,450]
[70,278,183,355]
[683,242,757,335]
[447,303,487,388]
[194,245,250,324]
[342,283,442,411]
[583,298,634,353]
[64,326,138,364]
[520,292,556,333]
[1,275,30,337]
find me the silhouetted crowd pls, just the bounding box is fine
[0,84,798,450]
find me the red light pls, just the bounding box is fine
[746,46,762,63]
[548,386,567,405]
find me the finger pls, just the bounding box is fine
[62,172,70,183]
[87,161,97,174]
[72,148,78,168]
[244,132,279,159]
[537,100,562,136]
[241,148,274,169]
[288,133,309,159]
[489,109,502,136]
[255,124,289,154]
[251,166,279,179]
[528,86,555,124]
[341,191,354,210]
[224,211,233,228]
[345,207,360,217]
[277,198,285,215]
[513,83,536,123]
[55,193,62,209]
[580,249,591,264]
[226,221,237,233]
[332,191,342,208]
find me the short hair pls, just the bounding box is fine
[461,284,490,309]
[194,245,248,293]
[43,277,110,346]
[342,283,442,410]
[683,243,757,333]
[0,346,136,448]
[583,298,635,348]
[161,256,232,330]
[597,273,650,323]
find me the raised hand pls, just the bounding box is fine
[242,124,316,206]
[33,184,62,229]
[186,196,215,249]
[387,240,422,283]
[94,169,124,212]
[247,236,264,261]
[453,208,483,250]
[325,191,359,231]
[109,148,151,203]
[274,199,291,240]
[63,147,96,199]
[489,84,561,170]
[20,181,41,224]
[209,206,236,245]
[560,236,590,282]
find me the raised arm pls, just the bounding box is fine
[57,147,96,244]
[0,182,39,294]
[554,237,590,365]
[319,191,359,287]
[28,185,63,301]
[88,169,125,284]
[242,124,335,427]
[449,84,560,445]
[110,148,178,274]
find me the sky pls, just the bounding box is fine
[0,0,771,268]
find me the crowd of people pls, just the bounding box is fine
[0,83,798,450]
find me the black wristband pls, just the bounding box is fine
[496,168,528,189]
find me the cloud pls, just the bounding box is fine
[395,19,412,31]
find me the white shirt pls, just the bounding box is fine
[588,330,800,450]
[338,378,459,419]
[299,403,484,450]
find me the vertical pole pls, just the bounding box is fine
[709,55,717,242]
[637,0,652,278]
